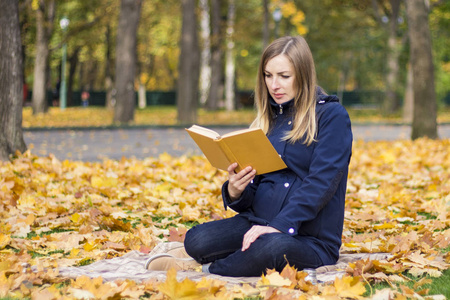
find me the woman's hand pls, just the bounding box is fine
[227,163,256,201]
[242,225,281,251]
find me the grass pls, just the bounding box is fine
[364,269,450,298]
[428,269,450,298]
[22,106,450,128]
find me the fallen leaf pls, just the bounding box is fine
[334,276,366,299]
[158,268,208,299]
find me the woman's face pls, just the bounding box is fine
[264,54,297,105]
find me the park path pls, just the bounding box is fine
[23,124,450,162]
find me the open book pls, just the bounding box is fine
[186,125,287,175]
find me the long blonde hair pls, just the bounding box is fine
[251,36,318,145]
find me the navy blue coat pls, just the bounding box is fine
[222,89,353,265]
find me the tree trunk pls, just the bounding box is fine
[406,0,437,139]
[31,0,55,114]
[0,0,27,161]
[206,0,223,110]
[224,0,236,111]
[85,59,98,90]
[105,25,114,110]
[67,47,80,107]
[177,0,200,124]
[402,62,413,123]
[19,1,30,97]
[382,0,402,115]
[138,81,146,109]
[199,0,211,106]
[113,0,142,124]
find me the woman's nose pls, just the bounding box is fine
[271,78,279,89]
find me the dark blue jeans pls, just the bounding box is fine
[184,215,323,277]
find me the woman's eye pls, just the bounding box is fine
[281,75,290,79]
[264,74,271,78]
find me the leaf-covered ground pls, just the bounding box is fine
[1,138,449,299]
[22,106,450,128]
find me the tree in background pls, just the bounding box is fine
[18,0,449,132]
[31,0,55,114]
[66,46,81,107]
[372,0,404,115]
[137,1,181,93]
[177,0,200,124]
[206,0,224,111]
[224,0,236,111]
[57,1,110,107]
[0,0,27,161]
[406,0,437,139]
[199,0,211,106]
[113,0,142,124]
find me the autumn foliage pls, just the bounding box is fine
[0,138,449,299]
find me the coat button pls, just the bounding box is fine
[288,121,292,125]
[284,183,289,188]
[288,228,295,234]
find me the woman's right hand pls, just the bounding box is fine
[227,163,256,201]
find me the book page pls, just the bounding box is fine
[186,125,220,139]
[221,127,259,138]
[185,130,231,171]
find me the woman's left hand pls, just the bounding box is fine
[242,225,281,251]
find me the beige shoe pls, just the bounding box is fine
[148,242,184,256]
[145,246,200,271]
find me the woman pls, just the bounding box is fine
[146,36,352,277]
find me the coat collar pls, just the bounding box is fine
[269,87,340,116]
[316,86,339,104]
[270,98,294,116]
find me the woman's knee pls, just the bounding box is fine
[256,234,322,270]
[184,225,203,258]
[185,218,250,263]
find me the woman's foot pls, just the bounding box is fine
[148,241,184,256]
[145,244,200,271]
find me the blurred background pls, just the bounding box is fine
[17,0,449,116]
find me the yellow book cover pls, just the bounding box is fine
[186,125,287,175]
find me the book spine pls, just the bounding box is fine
[217,140,241,172]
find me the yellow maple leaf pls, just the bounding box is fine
[17,195,35,208]
[196,277,228,298]
[70,213,81,223]
[0,234,10,250]
[258,271,292,287]
[334,276,366,299]
[379,150,397,164]
[158,268,208,299]
[83,242,96,252]
[159,152,173,162]
[91,176,118,189]
[24,214,35,225]
[373,221,396,230]
[69,248,81,258]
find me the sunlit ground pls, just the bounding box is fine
[22,106,450,128]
